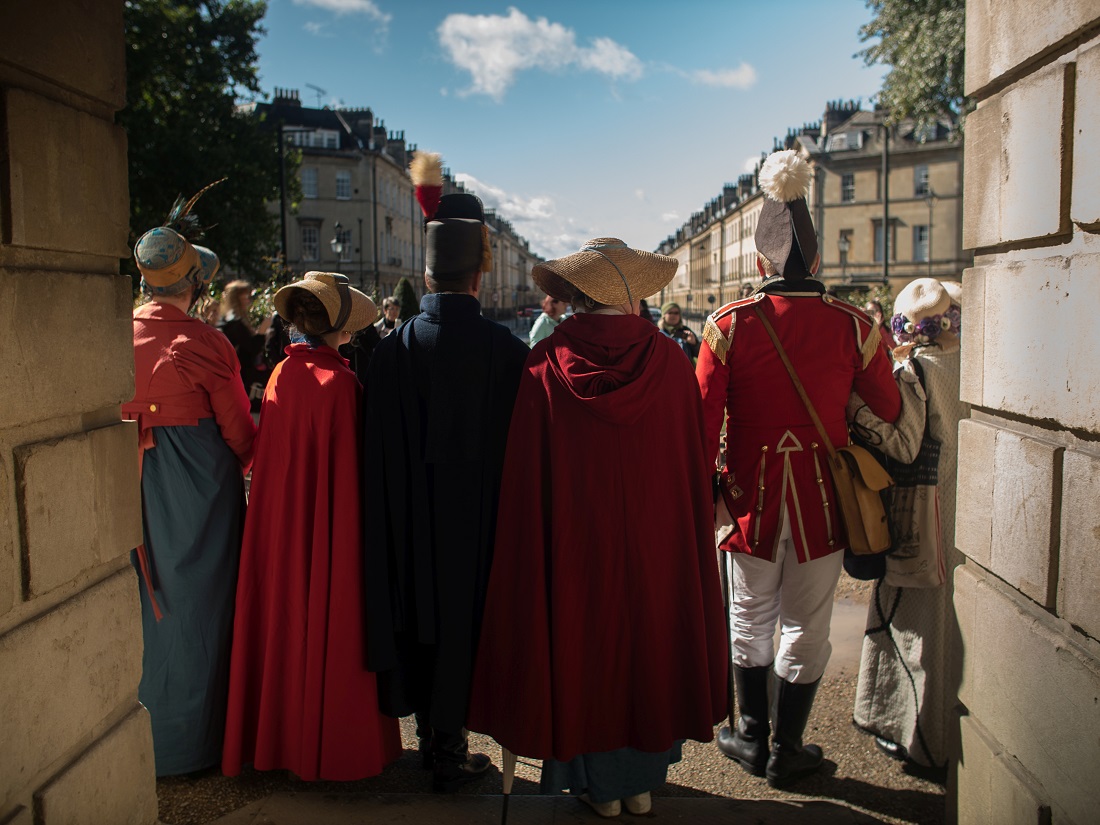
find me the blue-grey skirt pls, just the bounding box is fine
[541,743,683,804]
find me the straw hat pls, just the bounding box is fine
[274,272,378,334]
[890,277,960,352]
[940,280,962,307]
[531,238,677,306]
[134,227,220,294]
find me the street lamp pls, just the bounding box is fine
[924,188,937,278]
[330,221,344,274]
[838,234,850,282]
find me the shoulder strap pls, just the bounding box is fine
[753,306,838,459]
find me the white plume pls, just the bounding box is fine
[758,149,812,203]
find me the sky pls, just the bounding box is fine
[254,0,887,260]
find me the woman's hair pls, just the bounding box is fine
[221,280,252,317]
[285,289,332,343]
[382,296,400,310]
[566,286,609,313]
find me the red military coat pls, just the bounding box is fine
[696,287,900,563]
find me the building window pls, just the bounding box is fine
[841,173,855,203]
[301,167,318,199]
[336,227,352,262]
[914,164,930,196]
[913,225,929,262]
[335,170,351,200]
[324,130,339,149]
[873,220,897,263]
[301,225,319,261]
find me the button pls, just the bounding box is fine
[761,445,769,452]
[816,478,823,483]
[148,403,158,412]
[811,442,819,449]
[828,540,835,546]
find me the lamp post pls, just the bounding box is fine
[924,187,937,279]
[330,221,345,274]
[838,234,850,282]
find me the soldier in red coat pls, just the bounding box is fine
[696,150,901,788]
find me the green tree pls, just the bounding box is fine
[393,277,419,322]
[858,0,970,129]
[120,0,282,283]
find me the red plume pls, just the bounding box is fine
[409,151,443,219]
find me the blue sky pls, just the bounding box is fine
[255,0,886,259]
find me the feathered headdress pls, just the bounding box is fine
[409,152,443,220]
[411,153,492,279]
[163,177,227,241]
[754,150,818,279]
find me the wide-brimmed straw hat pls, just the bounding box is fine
[531,238,677,305]
[890,277,960,353]
[134,227,220,294]
[274,271,378,333]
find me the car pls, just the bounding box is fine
[648,307,662,324]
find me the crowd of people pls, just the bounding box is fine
[125,149,963,816]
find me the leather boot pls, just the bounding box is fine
[414,712,433,770]
[431,728,491,793]
[716,664,771,776]
[765,676,824,788]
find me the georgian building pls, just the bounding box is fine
[246,89,539,310]
[655,100,972,322]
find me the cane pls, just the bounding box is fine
[716,492,737,734]
[500,745,517,825]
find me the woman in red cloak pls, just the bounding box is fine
[467,239,728,818]
[223,272,401,781]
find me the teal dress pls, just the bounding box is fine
[541,744,683,804]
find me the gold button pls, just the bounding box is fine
[823,501,828,506]
[762,445,769,452]
[811,442,818,449]
[816,477,823,483]
[149,403,158,412]
[828,540,835,546]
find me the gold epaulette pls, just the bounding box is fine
[821,294,881,369]
[702,293,764,365]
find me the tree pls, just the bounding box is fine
[393,277,419,322]
[120,0,282,283]
[858,0,970,129]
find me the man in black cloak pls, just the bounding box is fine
[362,163,530,793]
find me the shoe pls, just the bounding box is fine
[765,676,824,788]
[578,793,621,818]
[874,735,906,761]
[431,728,491,793]
[414,712,433,770]
[716,664,771,776]
[624,791,652,815]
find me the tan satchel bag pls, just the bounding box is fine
[754,308,894,555]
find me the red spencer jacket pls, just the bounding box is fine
[122,302,255,471]
[696,287,900,563]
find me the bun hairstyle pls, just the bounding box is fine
[285,290,331,339]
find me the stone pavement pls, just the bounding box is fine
[209,791,886,824]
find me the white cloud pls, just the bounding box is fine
[293,0,391,24]
[303,21,325,35]
[635,189,646,201]
[660,211,680,223]
[455,172,589,259]
[437,8,643,101]
[743,155,760,174]
[691,63,757,89]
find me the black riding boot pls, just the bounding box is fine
[716,664,771,776]
[766,676,824,788]
[415,712,433,770]
[431,728,491,793]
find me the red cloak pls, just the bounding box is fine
[222,344,401,780]
[466,313,728,762]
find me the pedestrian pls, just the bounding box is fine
[466,238,728,818]
[217,279,272,412]
[696,150,901,788]
[528,292,567,346]
[122,186,256,777]
[222,271,401,781]
[362,152,531,793]
[849,277,967,776]
[863,299,898,350]
[658,301,699,360]
[374,296,401,339]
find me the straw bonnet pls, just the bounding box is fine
[531,238,677,306]
[274,272,378,334]
[890,277,960,352]
[755,150,818,279]
[134,227,220,294]
[940,280,963,307]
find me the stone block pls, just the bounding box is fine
[955,565,1100,825]
[964,256,1100,434]
[959,268,985,405]
[0,570,143,792]
[956,420,996,568]
[0,2,125,109]
[5,89,129,256]
[35,708,156,825]
[990,430,1060,607]
[1073,40,1100,228]
[0,805,32,825]
[1059,450,1100,639]
[966,0,1100,95]
[15,423,141,598]
[0,270,134,430]
[963,64,1067,249]
[957,716,1052,825]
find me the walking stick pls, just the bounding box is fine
[500,745,517,825]
[715,490,737,731]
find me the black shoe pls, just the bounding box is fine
[765,677,824,788]
[717,724,768,776]
[874,735,906,761]
[716,663,772,776]
[415,712,433,770]
[431,728,492,793]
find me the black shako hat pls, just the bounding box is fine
[754,150,819,279]
[425,193,488,279]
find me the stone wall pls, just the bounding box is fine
[956,2,1100,823]
[0,2,158,823]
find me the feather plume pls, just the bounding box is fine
[163,178,227,241]
[758,150,812,203]
[410,152,444,219]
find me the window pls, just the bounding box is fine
[301,225,319,261]
[841,173,855,203]
[323,130,339,149]
[337,227,352,262]
[913,225,929,262]
[301,167,318,199]
[873,220,897,263]
[914,164,930,196]
[335,170,351,200]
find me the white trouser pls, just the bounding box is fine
[727,509,843,684]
